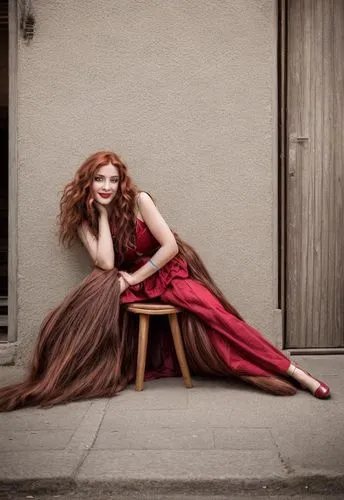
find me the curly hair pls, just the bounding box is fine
[59,151,138,264]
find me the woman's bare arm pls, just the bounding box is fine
[77,205,115,270]
[121,192,178,286]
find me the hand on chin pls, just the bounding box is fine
[94,200,111,216]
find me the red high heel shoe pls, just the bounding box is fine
[313,381,331,399]
[292,365,331,399]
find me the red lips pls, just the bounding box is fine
[98,193,112,199]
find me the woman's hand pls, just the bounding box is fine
[93,200,108,217]
[119,271,137,287]
[118,276,129,294]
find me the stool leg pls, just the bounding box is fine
[136,314,149,391]
[168,313,193,388]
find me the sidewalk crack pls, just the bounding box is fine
[269,429,294,475]
[64,405,91,449]
[72,398,111,478]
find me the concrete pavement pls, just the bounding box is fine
[0,355,343,498]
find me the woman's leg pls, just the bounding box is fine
[162,278,290,377]
[287,364,330,398]
[161,278,330,398]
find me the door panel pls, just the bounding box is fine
[286,0,344,348]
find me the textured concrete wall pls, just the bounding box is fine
[15,0,278,363]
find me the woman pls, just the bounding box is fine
[0,151,330,411]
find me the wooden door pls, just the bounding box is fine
[286,0,344,348]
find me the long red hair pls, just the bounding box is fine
[59,151,138,264]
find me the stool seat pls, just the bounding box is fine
[124,301,193,391]
[126,302,181,315]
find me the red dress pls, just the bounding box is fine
[0,218,295,411]
[121,219,291,379]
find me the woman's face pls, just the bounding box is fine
[91,163,119,206]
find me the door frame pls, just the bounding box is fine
[278,0,287,349]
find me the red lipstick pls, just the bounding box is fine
[99,193,112,199]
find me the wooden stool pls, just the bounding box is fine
[125,302,193,391]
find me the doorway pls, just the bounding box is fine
[283,0,344,350]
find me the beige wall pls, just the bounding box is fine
[14,0,278,363]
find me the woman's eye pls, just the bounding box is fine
[94,176,118,183]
